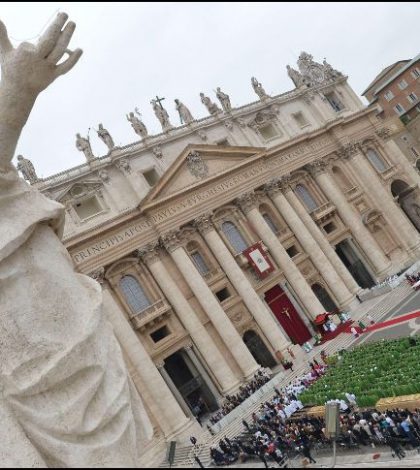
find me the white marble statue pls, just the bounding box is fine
[17,155,39,184]
[75,132,95,162]
[251,77,269,100]
[287,65,306,88]
[97,123,115,151]
[200,92,221,115]
[126,108,148,139]
[0,13,151,468]
[175,98,194,124]
[215,87,232,113]
[151,98,172,131]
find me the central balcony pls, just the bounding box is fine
[310,202,336,222]
[130,299,172,332]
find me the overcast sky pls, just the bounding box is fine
[2,2,419,178]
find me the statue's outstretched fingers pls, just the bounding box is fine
[37,12,68,58]
[54,48,82,77]
[0,20,13,56]
[47,21,76,64]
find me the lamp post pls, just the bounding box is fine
[325,401,340,468]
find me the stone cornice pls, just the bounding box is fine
[235,191,258,213]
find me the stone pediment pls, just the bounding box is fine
[54,179,104,203]
[142,144,264,207]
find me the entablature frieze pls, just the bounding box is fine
[69,128,383,273]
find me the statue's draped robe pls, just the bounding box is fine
[0,167,151,468]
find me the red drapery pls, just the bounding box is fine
[265,285,312,345]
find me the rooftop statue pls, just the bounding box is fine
[216,87,232,113]
[175,98,194,124]
[75,132,95,162]
[0,13,151,467]
[96,122,115,151]
[200,92,221,115]
[16,155,39,184]
[126,108,148,139]
[151,98,173,131]
[251,76,269,100]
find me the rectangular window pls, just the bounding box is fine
[293,112,310,128]
[215,287,231,303]
[325,92,345,112]
[150,326,171,343]
[286,246,299,258]
[394,103,405,115]
[411,147,420,158]
[398,79,408,90]
[407,93,418,104]
[191,252,210,276]
[143,168,160,187]
[384,90,394,101]
[258,123,279,140]
[411,68,420,79]
[74,196,103,220]
[323,222,336,234]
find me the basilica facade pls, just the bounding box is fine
[34,53,420,462]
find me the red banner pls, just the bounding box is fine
[243,242,275,279]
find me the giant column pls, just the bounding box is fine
[265,178,355,309]
[101,279,192,439]
[160,231,260,380]
[138,244,240,395]
[281,177,361,295]
[308,159,392,277]
[236,191,326,319]
[194,214,291,357]
[344,142,420,255]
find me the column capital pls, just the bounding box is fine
[88,267,106,285]
[375,127,392,142]
[137,242,162,265]
[160,229,183,253]
[338,142,361,160]
[193,213,215,235]
[265,176,293,197]
[305,159,330,177]
[235,191,258,213]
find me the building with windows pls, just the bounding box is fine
[363,54,420,165]
[32,52,420,465]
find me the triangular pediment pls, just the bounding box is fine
[141,144,264,208]
[54,179,104,203]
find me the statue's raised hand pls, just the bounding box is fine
[0,12,82,96]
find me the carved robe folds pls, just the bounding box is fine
[0,168,151,467]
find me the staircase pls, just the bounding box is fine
[159,282,414,468]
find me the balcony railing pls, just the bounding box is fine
[310,202,336,222]
[379,165,398,181]
[130,299,171,332]
[344,186,362,201]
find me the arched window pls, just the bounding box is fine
[191,251,210,276]
[366,149,388,173]
[120,275,151,314]
[262,213,279,234]
[295,184,318,212]
[221,221,248,254]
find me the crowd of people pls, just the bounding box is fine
[406,272,420,290]
[208,362,327,466]
[208,370,272,426]
[208,363,420,467]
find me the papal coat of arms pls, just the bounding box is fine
[186,151,209,179]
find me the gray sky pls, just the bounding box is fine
[2,2,419,178]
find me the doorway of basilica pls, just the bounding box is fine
[164,350,219,415]
[243,330,277,369]
[264,285,312,345]
[311,283,338,313]
[391,179,420,232]
[335,239,375,289]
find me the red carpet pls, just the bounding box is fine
[319,321,352,344]
[344,310,420,335]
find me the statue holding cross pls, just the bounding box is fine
[151,95,173,131]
